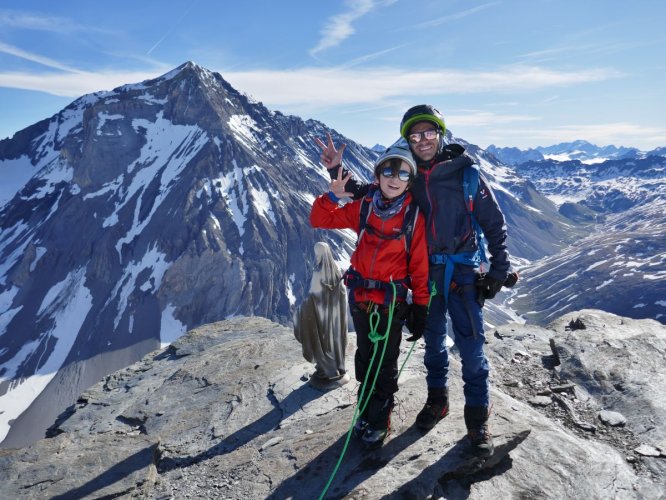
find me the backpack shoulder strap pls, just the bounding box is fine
[402,202,419,264]
[356,186,376,247]
[462,164,489,264]
[462,163,480,214]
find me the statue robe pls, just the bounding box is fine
[294,242,347,380]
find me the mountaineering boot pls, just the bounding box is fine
[361,396,393,450]
[353,418,369,439]
[464,405,494,457]
[353,390,370,438]
[416,387,449,431]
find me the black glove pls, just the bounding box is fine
[475,274,504,300]
[405,304,428,342]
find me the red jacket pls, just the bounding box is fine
[310,191,430,306]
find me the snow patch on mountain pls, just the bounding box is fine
[28,159,74,201]
[110,246,171,329]
[250,184,277,225]
[160,303,186,347]
[543,152,610,164]
[136,93,168,105]
[0,267,92,443]
[286,274,296,307]
[228,114,261,148]
[0,222,31,287]
[0,286,20,339]
[96,113,124,136]
[213,160,248,238]
[104,111,209,253]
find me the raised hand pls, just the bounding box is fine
[315,132,347,169]
[329,165,353,199]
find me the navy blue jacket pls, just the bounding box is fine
[329,142,510,282]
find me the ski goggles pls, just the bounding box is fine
[381,166,412,182]
[408,129,439,143]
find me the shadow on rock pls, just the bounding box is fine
[268,423,425,500]
[388,429,530,499]
[49,444,158,500]
[157,382,324,472]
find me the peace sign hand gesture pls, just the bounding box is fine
[315,132,347,169]
[329,165,353,199]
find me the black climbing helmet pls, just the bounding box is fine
[400,104,446,139]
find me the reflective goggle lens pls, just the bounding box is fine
[381,167,411,181]
[408,129,439,143]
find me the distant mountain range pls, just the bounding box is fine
[504,151,666,326]
[487,140,665,166]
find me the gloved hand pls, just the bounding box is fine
[405,304,428,341]
[475,274,504,300]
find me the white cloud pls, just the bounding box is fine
[222,65,620,107]
[0,70,165,97]
[0,9,77,32]
[333,43,410,69]
[0,8,114,34]
[309,0,388,57]
[0,64,620,103]
[0,41,81,73]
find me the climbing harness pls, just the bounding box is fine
[343,268,410,307]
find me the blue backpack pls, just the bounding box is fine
[462,164,488,265]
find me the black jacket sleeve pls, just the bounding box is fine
[475,174,510,281]
[327,164,370,200]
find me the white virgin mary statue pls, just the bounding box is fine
[294,242,349,390]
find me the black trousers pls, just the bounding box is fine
[351,301,408,403]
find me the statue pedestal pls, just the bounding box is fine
[308,371,350,391]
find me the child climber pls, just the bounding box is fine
[310,138,430,449]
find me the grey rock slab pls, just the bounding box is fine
[548,310,666,443]
[0,432,158,500]
[598,409,627,427]
[635,444,662,457]
[529,396,553,406]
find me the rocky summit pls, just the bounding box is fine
[1,310,664,499]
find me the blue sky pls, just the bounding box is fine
[1,0,665,150]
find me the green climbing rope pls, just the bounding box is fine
[318,284,397,500]
[318,274,437,499]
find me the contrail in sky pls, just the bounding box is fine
[146,1,199,56]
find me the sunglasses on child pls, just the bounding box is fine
[381,167,412,182]
[408,129,439,143]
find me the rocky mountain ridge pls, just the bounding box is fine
[0,61,574,449]
[509,199,666,325]
[1,310,664,499]
[505,151,666,325]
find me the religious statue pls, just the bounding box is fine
[294,242,349,390]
